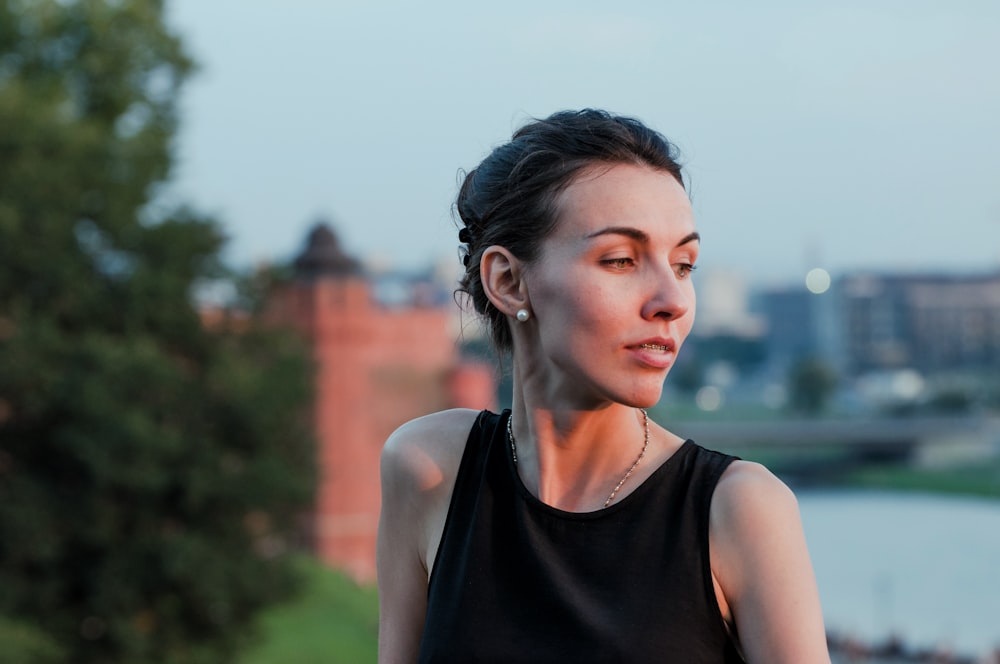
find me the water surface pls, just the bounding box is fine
[798,489,1000,656]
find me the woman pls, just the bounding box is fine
[377,109,830,663]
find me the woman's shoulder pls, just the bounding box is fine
[382,408,484,459]
[713,459,795,509]
[709,459,805,580]
[379,409,486,576]
[380,408,485,497]
[711,459,799,525]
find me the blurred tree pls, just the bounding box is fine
[927,386,974,414]
[787,357,838,416]
[0,616,65,664]
[692,334,766,374]
[669,354,704,396]
[0,1,315,662]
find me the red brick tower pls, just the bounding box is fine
[268,223,495,582]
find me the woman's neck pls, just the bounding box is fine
[507,395,651,512]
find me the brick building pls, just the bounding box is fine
[267,223,496,582]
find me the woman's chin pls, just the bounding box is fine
[618,386,665,410]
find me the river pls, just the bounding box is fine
[797,489,1000,658]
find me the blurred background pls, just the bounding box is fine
[1,0,998,662]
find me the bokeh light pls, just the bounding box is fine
[805,268,831,294]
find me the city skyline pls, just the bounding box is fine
[166,1,1000,286]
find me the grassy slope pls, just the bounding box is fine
[240,558,378,664]
[841,461,1000,498]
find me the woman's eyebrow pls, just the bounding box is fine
[584,227,701,248]
[584,226,649,242]
[676,231,700,247]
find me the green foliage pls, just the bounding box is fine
[0,1,315,662]
[691,334,766,373]
[0,616,66,664]
[668,355,704,396]
[240,557,379,664]
[844,461,1000,499]
[927,387,974,414]
[787,357,838,416]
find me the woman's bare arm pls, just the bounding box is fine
[710,461,831,664]
[376,410,477,663]
[377,428,430,662]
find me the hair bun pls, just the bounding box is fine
[458,227,472,243]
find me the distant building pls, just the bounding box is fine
[756,287,823,367]
[266,222,496,582]
[752,271,1000,379]
[839,271,1000,376]
[693,270,765,338]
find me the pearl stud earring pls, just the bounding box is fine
[516,309,530,323]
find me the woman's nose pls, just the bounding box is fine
[640,268,691,321]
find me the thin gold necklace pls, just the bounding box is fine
[506,409,649,508]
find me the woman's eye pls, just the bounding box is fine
[602,257,634,269]
[676,263,697,278]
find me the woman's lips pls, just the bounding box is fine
[628,340,677,369]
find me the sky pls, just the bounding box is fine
[165,0,1000,286]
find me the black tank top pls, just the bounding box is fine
[418,410,744,663]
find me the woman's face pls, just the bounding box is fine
[519,162,698,409]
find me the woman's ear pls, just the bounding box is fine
[481,245,529,317]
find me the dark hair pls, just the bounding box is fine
[456,108,685,354]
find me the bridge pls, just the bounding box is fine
[672,415,1000,468]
